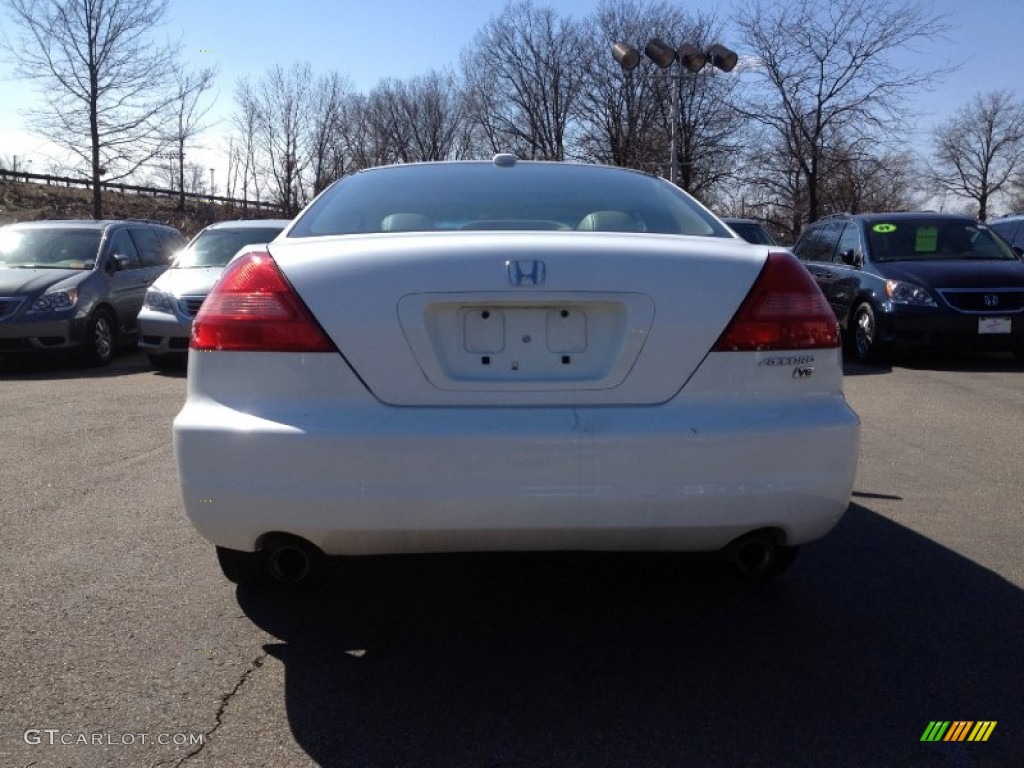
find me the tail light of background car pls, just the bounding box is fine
[713,251,840,351]
[190,250,336,353]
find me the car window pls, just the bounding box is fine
[834,223,861,264]
[727,221,777,245]
[794,222,843,262]
[0,228,101,268]
[288,162,732,239]
[866,219,1018,261]
[157,230,187,261]
[175,227,288,268]
[989,219,1022,249]
[106,229,142,270]
[131,227,166,268]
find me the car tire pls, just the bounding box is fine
[215,546,270,587]
[77,308,116,367]
[852,303,891,364]
[147,353,185,372]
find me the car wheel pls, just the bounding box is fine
[852,303,891,364]
[77,308,116,366]
[215,546,270,587]
[147,353,185,372]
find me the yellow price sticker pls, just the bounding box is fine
[873,223,897,234]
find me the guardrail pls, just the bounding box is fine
[0,168,284,212]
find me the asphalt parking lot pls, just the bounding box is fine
[1,349,1022,768]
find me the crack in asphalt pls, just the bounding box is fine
[157,586,323,768]
[165,652,268,768]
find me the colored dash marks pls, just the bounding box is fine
[920,721,997,742]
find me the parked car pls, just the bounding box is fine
[988,213,1024,253]
[0,219,185,365]
[173,157,859,587]
[792,212,1024,363]
[723,217,779,245]
[139,219,291,370]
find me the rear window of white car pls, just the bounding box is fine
[287,162,731,239]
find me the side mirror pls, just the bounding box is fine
[839,249,860,267]
[113,253,130,270]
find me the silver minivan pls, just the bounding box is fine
[138,219,291,369]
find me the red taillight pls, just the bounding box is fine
[191,250,336,353]
[713,251,840,351]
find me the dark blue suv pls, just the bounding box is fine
[792,212,1024,363]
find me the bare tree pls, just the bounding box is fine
[368,71,472,164]
[735,130,809,240]
[256,63,312,215]
[825,147,924,214]
[334,91,395,171]
[232,78,263,208]
[2,0,180,217]
[735,0,948,230]
[576,0,743,201]
[167,65,217,209]
[575,1,691,171]
[307,71,350,195]
[1008,182,1024,215]
[462,1,587,160]
[222,137,240,200]
[930,90,1024,220]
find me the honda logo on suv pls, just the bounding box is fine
[983,294,1000,307]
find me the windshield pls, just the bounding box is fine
[174,227,286,268]
[288,162,732,238]
[728,221,777,245]
[0,228,101,269]
[867,219,1018,262]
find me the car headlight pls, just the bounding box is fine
[144,290,176,313]
[885,280,936,306]
[27,287,78,313]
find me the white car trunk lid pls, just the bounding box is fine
[268,232,767,406]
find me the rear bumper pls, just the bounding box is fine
[173,354,860,556]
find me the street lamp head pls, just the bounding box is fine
[708,44,738,73]
[611,41,641,71]
[644,38,677,69]
[677,43,707,73]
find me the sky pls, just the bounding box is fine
[0,0,1022,199]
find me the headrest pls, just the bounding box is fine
[576,211,642,232]
[381,213,433,232]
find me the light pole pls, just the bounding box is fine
[612,39,738,186]
[209,168,215,200]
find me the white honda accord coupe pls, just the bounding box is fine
[173,156,859,586]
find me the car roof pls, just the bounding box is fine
[814,212,980,225]
[722,217,761,225]
[350,157,658,181]
[200,219,292,230]
[3,219,174,230]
